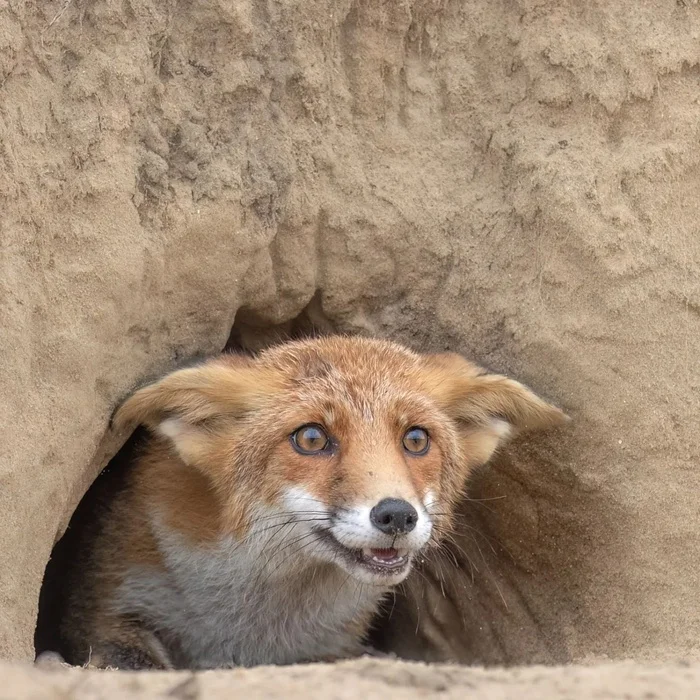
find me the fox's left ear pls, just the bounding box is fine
[422,352,569,467]
[111,355,281,469]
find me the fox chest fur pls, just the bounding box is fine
[114,516,381,668]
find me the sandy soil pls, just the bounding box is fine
[1,0,700,694]
[5,658,700,699]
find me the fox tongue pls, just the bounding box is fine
[370,548,399,561]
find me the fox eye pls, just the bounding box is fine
[291,424,331,455]
[402,427,430,455]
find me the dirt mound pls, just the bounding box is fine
[1,0,699,686]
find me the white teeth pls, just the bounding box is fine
[361,548,410,563]
[373,557,397,565]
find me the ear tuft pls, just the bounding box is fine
[155,417,212,466]
[157,417,185,441]
[489,418,513,440]
[110,357,282,469]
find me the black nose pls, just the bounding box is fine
[370,498,418,535]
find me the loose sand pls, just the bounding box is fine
[3,659,700,699]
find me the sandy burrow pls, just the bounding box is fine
[2,0,700,676]
[3,659,700,699]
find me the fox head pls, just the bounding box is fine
[113,336,567,586]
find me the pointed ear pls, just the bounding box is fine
[422,352,569,466]
[112,355,280,465]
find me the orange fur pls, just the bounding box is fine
[58,335,567,669]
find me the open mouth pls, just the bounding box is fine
[315,529,411,575]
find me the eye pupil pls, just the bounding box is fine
[403,427,429,455]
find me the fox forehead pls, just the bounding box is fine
[256,337,432,406]
[258,336,421,382]
[277,368,443,431]
[250,343,452,448]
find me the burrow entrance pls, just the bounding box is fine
[34,296,603,668]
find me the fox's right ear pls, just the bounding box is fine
[420,352,568,473]
[111,356,280,465]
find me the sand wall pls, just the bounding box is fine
[1,0,699,673]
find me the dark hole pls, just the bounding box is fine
[225,289,336,354]
[35,428,150,660]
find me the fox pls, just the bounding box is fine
[52,335,567,670]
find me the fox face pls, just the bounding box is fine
[114,336,567,588]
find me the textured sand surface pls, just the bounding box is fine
[1,0,700,694]
[5,659,700,699]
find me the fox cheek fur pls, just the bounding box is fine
[61,337,567,670]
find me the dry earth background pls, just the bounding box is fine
[1,0,700,695]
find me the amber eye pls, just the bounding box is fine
[403,427,430,455]
[291,424,331,455]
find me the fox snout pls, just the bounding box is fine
[328,494,433,549]
[303,496,430,584]
[325,496,434,581]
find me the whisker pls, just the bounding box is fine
[240,517,330,552]
[333,570,355,609]
[251,510,331,523]
[254,533,325,589]
[277,496,350,513]
[263,528,325,561]
[388,587,397,621]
